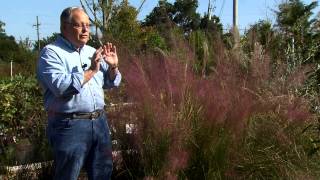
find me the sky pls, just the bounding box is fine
[0,0,319,43]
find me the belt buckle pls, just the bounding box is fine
[91,111,99,120]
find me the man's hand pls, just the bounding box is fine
[102,42,118,69]
[90,47,104,72]
[83,47,103,85]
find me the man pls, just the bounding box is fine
[37,7,121,180]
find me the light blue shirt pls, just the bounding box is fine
[37,35,121,114]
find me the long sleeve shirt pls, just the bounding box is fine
[37,35,121,114]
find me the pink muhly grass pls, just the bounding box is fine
[193,53,259,130]
[120,50,195,176]
[167,148,189,172]
[123,51,195,130]
[114,37,313,178]
[194,42,312,131]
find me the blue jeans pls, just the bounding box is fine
[47,111,113,180]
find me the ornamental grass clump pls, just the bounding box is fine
[124,52,194,179]
[109,38,317,179]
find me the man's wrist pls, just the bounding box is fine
[109,66,118,74]
[89,65,99,73]
[110,64,118,69]
[82,69,93,85]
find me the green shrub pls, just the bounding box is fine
[0,75,50,166]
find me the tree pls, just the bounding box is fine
[276,0,317,36]
[275,0,318,67]
[272,0,320,111]
[140,27,167,52]
[0,35,19,62]
[80,0,145,36]
[313,12,320,33]
[106,2,141,49]
[0,21,5,36]
[33,33,59,52]
[188,15,224,77]
[0,21,37,75]
[143,0,175,27]
[242,20,276,57]
[80,0,120,35]
[199,15,223,34]
[0,22,19,63]
[172,0,200,34]
[143,0,201,34]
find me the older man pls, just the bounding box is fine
[37,7,121,180]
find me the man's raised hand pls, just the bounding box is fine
[102,42,118,69]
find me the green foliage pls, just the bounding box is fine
[0,20,37,77]
[0,35,20,63]
[276,0,317,35]
[143,0,201,34]
[140,27,167,51]
[243,20,273,51]
[0,23,36,65]
[172,0,200,33]
[105,3,141,51]
[185,127,230,180]
[234,113,320,179]
[143,0,175,27]
[273,0,320,116]
[0,21,5,34]
[141,130,171,177]
[2,0,320,179]
[80,0,120,34]
[0,75,49,166]
[189,30,210,76]
[0,76,41,131]
[276,0,318,67]
[182,95,230,179]
[200,15,223,36]
[241,20,285,67]
[33,33,59,51]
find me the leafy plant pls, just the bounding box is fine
[0,75,50,166]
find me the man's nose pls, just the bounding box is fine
[82,27,89,33]
[81,24,90,32]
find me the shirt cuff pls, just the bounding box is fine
[113,70,122,87]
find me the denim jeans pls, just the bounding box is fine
[47,111,113,180]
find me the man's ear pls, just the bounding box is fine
[62,24,66,32]
[61,23,68,34]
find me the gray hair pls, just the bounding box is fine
[60,7,83,33]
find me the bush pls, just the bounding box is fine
[0,75,50,167]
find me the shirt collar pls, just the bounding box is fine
[57,34,84,52]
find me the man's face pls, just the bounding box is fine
[63,9,90,48]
